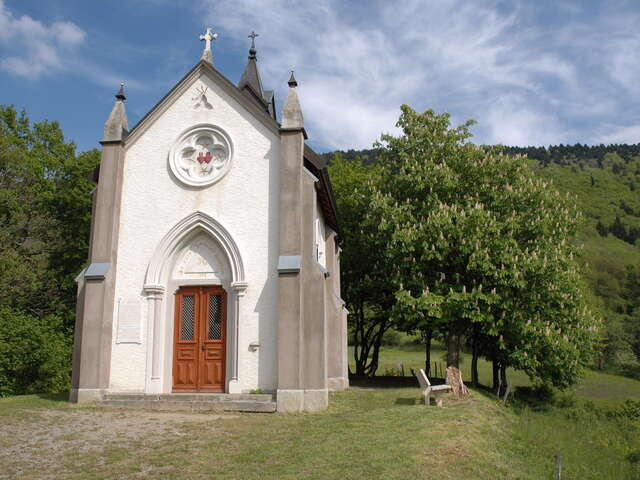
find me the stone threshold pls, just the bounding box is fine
[97,392,277,413]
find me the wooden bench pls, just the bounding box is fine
[416,368,452,407]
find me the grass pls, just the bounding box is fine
[1,347,639,479]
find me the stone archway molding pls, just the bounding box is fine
[144,210,246,290]
[142,211,247,394]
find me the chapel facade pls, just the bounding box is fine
[70,29,349,412]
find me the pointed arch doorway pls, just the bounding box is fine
[173,285,227,392]
[143,211,247,395]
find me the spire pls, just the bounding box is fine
[288,71,297,88]
[115,82,126,101]
[238,31,266,106]
[200,27,218,64]
[102,83,129,142]
[281,70,304,130]
[248,30,258,59]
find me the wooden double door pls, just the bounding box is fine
[172,286,227,392]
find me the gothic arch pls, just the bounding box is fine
[142,211,246,394]
[144,211,246,290]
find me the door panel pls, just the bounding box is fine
[198,289,226,392]
[172,286,226,392]
[173,290,199,391]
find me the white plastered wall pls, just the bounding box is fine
[108,70,280,393]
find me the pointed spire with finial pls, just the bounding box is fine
[102,82,129,142]
[281,70,304,130]
[248,30,258,59]
[288,71,298,88]
[238,30,266,108]
[115,82,126,101]
[200,27,218,64]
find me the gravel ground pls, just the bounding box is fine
[0,406,237,479]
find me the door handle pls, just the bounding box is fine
[201,344,205,351]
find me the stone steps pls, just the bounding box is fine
[97,393,277,413]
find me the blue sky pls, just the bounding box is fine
[0,0,639,153]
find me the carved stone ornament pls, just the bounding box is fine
[169,124,233,187]
[174,238,225,280]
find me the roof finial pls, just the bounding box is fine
[282,69,303,130]
[103,82,129,142]
[288,70,298,88]
[248,31,258,59]
[200,27,218,64]
[115,82,126,101]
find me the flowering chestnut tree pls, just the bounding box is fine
[374,105,599,388]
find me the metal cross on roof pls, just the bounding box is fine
[248,31,259,46]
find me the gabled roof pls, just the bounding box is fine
[124,60,280,147]
[304,144,343,242]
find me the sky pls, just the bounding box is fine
[0,0,639,153]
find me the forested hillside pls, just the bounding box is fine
[323,144,640,377]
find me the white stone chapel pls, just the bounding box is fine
[70,29,349,412]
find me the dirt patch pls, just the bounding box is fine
[0,407,238,479]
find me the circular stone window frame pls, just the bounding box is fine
[169,123,234,188]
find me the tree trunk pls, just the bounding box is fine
[424,329,432,377]
[446,330,460,367]
[499,363,508,397]
[492,361,500,391]
[471,326,479,387]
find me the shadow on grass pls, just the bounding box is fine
[35,391,69,403]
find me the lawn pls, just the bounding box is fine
[1,347,639,479]
[353,343,640,403]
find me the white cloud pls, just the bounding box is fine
[597,124,640,145]
[484,94,568,146]
[0,0,85,78]
[197,0,640,150]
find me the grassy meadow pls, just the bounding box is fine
[1,345,639,479]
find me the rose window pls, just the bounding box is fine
[170,125,233,187]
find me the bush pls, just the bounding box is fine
[0,306,71,396]
[608,400,640,421]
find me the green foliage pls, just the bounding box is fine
[332,120,640,380]
[372,105,598,387]
[0,105,98,325]
[328,153,396,375]
[0,306,71,396]
[0,105,97,395]
[608,399,640,421]
[535,160,640,375]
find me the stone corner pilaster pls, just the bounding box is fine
[276,389,305,412]
[69,388,104,404]
[327,377,348,392]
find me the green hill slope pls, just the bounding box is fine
[535,159,640,375]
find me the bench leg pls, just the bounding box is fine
[422,390,431,405]
[435,395,443,408]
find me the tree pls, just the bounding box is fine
[0,306,71,396]
[328,153,395,376]
[0,105,97,325]
[373,105,598,388]
[0,105,97,395]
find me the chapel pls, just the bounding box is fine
[70,29,349,412]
